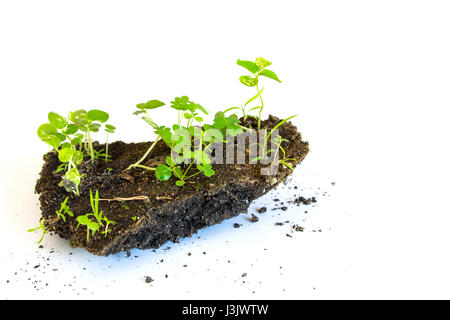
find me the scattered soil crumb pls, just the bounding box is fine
[144,276,154,283]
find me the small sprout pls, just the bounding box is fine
[104,124,116,163]
[101,217,116,237]
[27,219,48,244]
[237,57,282,129]
[55,196,73,222]
[250,116,297,170]
[125,99,166,172]
[76,215,99,242]
[121,201,130,210]
[56,163,68,173]
[68,108,113,166]
[131,216,137,221]
[77,189,116,241]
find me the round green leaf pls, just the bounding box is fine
[239,76,258,87]
[37,123,57,138]
[143,100,165,109]
[71,137,82,146]
[89,123,101,132]
[204,167,215,177]
[72,150,84,166]
[48,112,68,129]
[77,215,89,225]
[172,166,183,179]
[165,156,175,167]
[87,220,99,232]
[40,135,62,149]
[61,142,71,149]
[58,147,75,162]
[64,124,78,135]
[68,110,88,126]
[175,180,185,187]
[213,117,227,130]
[87,109,109,123]
[155,164,172,181]
[105,124,116,132]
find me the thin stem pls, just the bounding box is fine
[182,160,195,178]
[105,132,109,164]
[238,124,252,131]
[87,129,95,166]
[256,73,263,130]
[184,170,202,180]
[124,136,161,172]
[133,164,156,171]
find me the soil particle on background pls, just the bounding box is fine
[257,207,267,214]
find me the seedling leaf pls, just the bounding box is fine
[259,69,281,82]
[255,57,272,70]
[237,59,258,74]
[48,112,68,129]
[239,76,258,87]
[155,164,172,181]
[87,109,109,122]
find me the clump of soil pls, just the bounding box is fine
[35,116,309,256]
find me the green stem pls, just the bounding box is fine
[184,170,203,180]
[125,136,161,171]
[87,129,95,166]
[105,132,109,164]
[133,164,156,171]
[256,77,264,130]
[182,161,195,179]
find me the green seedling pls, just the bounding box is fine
[68,109,113,166]
[55,196,74,222]
[127,96,218,186]
[271,135,298,170]
[76,190,116,241]
[89,189,104,226]
[38,112,85,195]
[76,215,99,242]
[250,115,297,166]
[27,219,48,244]
[101,217,116,237]
[237,57,281,130]
[125,99,166,172]
[92,148,111,161]
[104,124,116,163]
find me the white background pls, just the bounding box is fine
[0,0,449,299]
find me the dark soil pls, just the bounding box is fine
[35,115,309,256]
